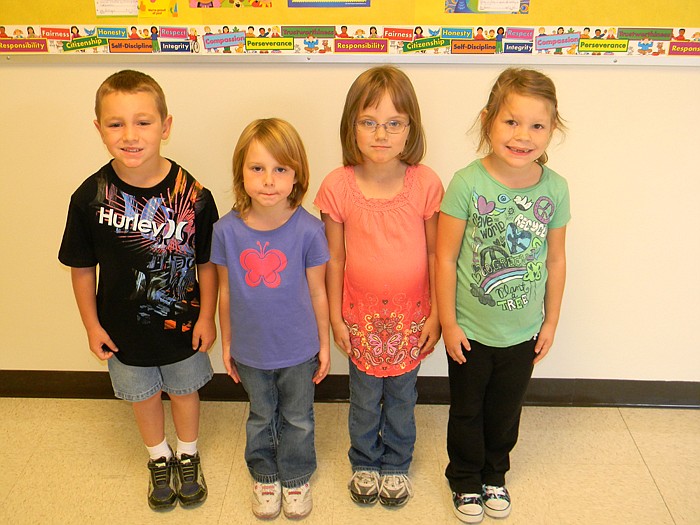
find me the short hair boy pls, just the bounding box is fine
[59,69,219,510]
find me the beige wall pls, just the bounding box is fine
[1,62,698,381]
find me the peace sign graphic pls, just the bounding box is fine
[533,196,555,224]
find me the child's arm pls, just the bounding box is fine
[419,212,441,354]
[70,267,118,360]
[435,212,471,364]
[193,261,218,352]
[216,264,240,383]
[535,225,567,364]
[321,214,351,355]
[307,263,331,384]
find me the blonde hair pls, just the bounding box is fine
[231,118,310,218]
[95,70,168,122]
[340,65,426,167]
[478,68,565,164]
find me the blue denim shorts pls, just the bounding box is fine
[107,351,213,402]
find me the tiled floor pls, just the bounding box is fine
[0,398,697,525]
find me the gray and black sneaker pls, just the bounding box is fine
[378,474,413,507]
[348,470,380,504]
[147,456,177,510]
[173,453,208,507]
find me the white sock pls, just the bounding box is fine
[146,438,172,461]
[176,437,198,458]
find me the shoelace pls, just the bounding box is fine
[455,493,481,505]
[150,459,170,487]
[352,471,379,488]
[483,486,508,500]
[380,474,413,496]
[178,455,198,482]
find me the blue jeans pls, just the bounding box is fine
[348,364,420,475]
[236,356,318,488]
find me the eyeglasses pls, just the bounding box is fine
[355,119,410,134]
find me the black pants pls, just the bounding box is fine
[445,338,536,493]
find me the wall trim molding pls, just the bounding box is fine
[0,371,697,408]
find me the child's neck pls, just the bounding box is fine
[481,154,542,189]
[244,203,296,231]
[354,159,408,199]
[112,157,171,188]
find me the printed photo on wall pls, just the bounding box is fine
[445,0,528,14]
[289,1,370,7]
[189,0,221,7]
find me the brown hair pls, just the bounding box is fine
[340,65,426,166]
[231,118,310,218]
[94,70,168,122]
[478,68,565,164]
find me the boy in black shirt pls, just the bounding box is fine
[59,70,218,510]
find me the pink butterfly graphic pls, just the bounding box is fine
[240,241,287,288]
[368,332,402,357]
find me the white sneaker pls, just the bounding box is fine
[252,481,281,519]
[452,492,484,523]
[482,485,511,518]
[283,483,313,519]
[348,470,380,504]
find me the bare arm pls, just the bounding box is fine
[534,225,567,364]
[216,264,239,382]
[70,266,118,360]
[192,261,218,352]
[307,263,331,384]
[435,212,470,364]
[418,212,441,354]
[321,213,350,355]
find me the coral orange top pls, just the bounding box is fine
[315,164,444,377]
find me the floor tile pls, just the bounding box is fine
[514,407,644,465]
[506,462,675,525]
[620,407,700,466]
[0,398,696,524]
[646,462,700,525]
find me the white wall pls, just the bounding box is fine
[1,62,698,381]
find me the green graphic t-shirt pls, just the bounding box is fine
[441,159,570,347]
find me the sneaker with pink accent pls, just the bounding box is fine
[252,481,281,519]
[283,483,313,519]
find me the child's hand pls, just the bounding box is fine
[442,323,470,364]
[418,313,441,355]
[331,319,352,356]
[313,348,331,384]
[222,346,241,383]
[534,322,557,364]
[87,326,118,360]
[192,318,216,352]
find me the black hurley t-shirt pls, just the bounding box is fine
[59,160,218,366]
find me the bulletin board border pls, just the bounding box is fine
[4,53,699,66]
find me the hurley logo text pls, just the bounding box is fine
[98,206,188,241]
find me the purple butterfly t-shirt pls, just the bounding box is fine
[211,207,330,369]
